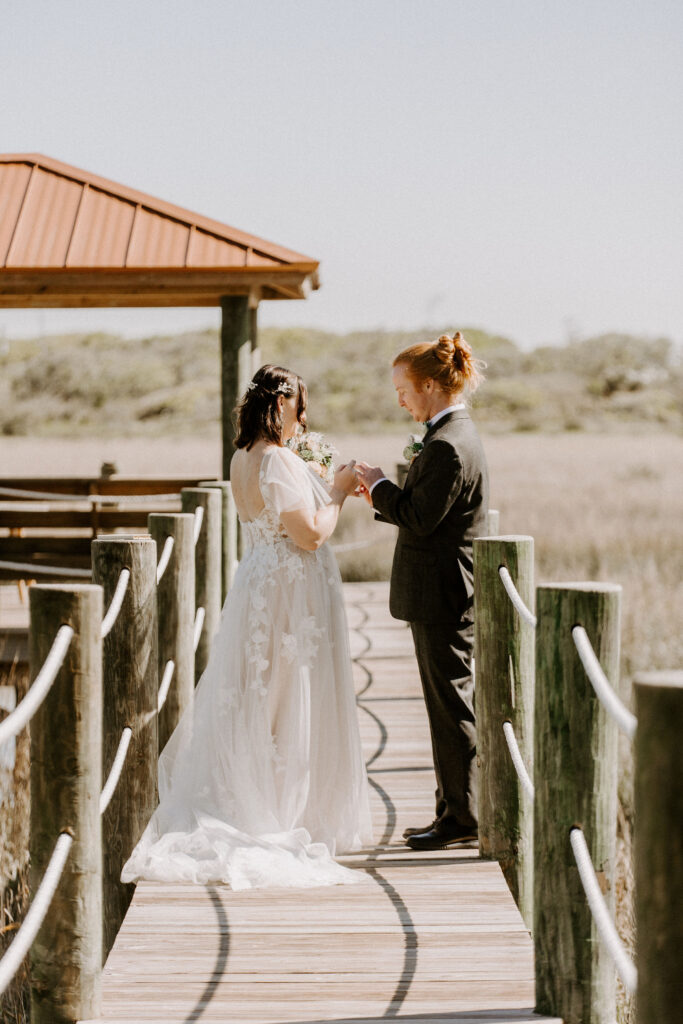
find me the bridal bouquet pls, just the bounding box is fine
[286,430,337,484]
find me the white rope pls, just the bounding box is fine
[156,536,174,585]
[572,626,637,739]
[330,538,377,553]
[193,607,205,652]
[502,721,535,801]
[0,559,91,579]
[157,660,175,712]
[569,827,638,994]
[0,626,74,745]
[0,485,180,504]
[193,505,204,546]
[0,831,73,997]
[99,727,132,814]
[100,568,130,639]
[498,566,537,628]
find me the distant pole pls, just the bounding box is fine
[634,671,683,1023]
[29,583,103,1024]
[220,295,256,480]
[474,536,534,929]
[92,535,158,961]
[486,509,500,535]
[148,513,195,752]
[534,582,621,1024]
[199,480,239,599]
[181,487,222,681]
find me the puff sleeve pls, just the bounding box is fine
[260,447,331,516]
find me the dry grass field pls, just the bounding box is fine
[3,428,681,683]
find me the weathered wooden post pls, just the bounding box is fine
[220,295,256,480]
[181,488,222,681]
[91,535,158,960]
[534,582,621,1024]
[148,513,195,752]
[29,583,103,1023]
[199,480,239,599]
[474,536,534,930]
[634,670,683,1022]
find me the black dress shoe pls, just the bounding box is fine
[405,824,478,851]
[402,820,437,839]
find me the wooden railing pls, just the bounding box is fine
[0,485,229,1022]
[474,534,682,1024]
[0,476,216,580]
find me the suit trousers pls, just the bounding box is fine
[410,615,478,830]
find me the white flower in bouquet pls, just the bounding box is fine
[286,429,338,483]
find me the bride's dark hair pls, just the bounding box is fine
[234,364,307,450]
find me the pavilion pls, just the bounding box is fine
[0,153,320,476]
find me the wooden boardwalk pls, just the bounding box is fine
[84,582,561,1024]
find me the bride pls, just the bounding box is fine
[122,364,373,890]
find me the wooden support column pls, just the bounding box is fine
[199,480,239,599]
[634,671,683,1023]
[534,582,621,1024]
[91,535,158,961]
[29,583,103,1024]
[181,487,222,681]
[474,536,534,930]
[220,295,256,480]
[148,513,195,753]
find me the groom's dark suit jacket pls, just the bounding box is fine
[371,410,489,623]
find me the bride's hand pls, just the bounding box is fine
[333,460,359,496]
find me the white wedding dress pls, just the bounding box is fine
[122,446,373,890]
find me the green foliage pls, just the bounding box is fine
[0,325,679,437]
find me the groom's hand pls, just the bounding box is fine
[355,462,386,496]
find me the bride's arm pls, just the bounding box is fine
[281,463,357,551]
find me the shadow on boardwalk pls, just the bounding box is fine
[88,582,560,1024]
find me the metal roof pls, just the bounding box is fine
[0,154,319,306]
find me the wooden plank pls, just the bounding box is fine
[84,582,561,1024]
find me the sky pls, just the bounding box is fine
[1,0,681,349]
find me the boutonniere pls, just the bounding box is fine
[403,434,425,464]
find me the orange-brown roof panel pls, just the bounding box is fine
[0,153,317,271]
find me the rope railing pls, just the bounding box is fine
[502,720,535,801]
[0,831,73,997]
[193,607,205,653]
[100,568,130,639]
[157,659,175,712]
[572,625,638,739]
[156,536,174,585]
[99,727,133,815]
[569,827,638,994]
[192,505,204,546]
[498,566,537,628]
[0,559,91,579]
[0,485,181,504]
[0,625,74,746]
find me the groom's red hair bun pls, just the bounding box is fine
[394,332,485,396]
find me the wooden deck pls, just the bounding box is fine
[83,582,561,1024]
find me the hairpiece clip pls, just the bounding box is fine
[276,382,290,394]
[246,381,257,392]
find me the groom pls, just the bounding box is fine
[356,350,488,850]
